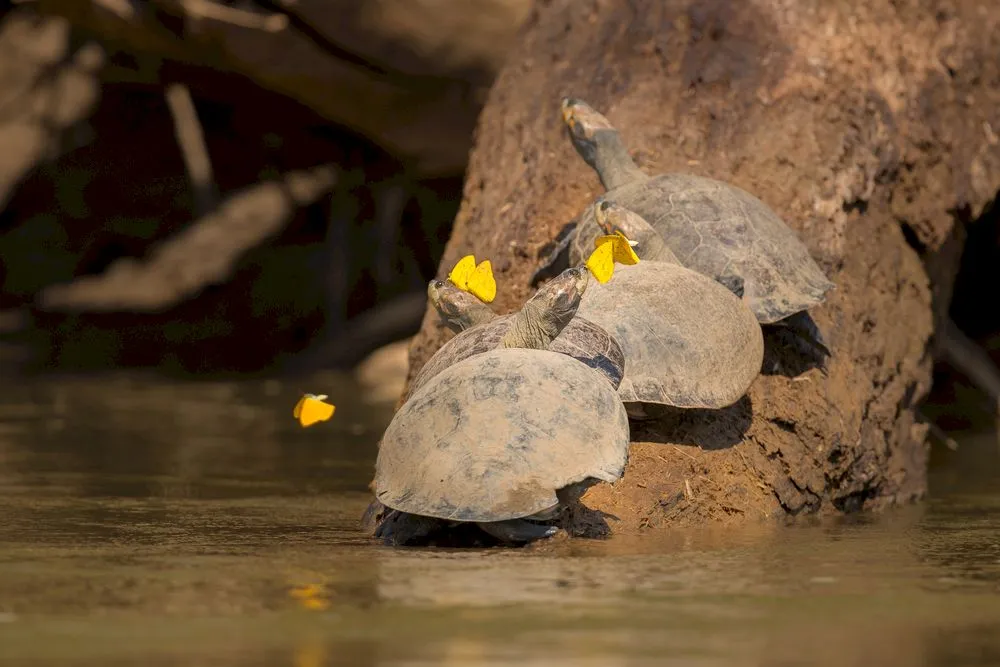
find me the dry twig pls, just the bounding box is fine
[175,0,288,32]
[164,82,218,217]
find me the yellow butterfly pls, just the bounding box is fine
[293,393,335,428]
[585,231,640,284]
[447,254,497,303]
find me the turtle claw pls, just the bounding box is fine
[772,311,831,362]
[477,519,559,543]
[531,223,577,287]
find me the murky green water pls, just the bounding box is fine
[1,374,999,666]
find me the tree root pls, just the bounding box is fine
[36,165,337,313]
[939,318,1000,411]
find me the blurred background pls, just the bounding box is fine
[0,0,529,379]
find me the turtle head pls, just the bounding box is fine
[594,198,648,238]
[561,97,616,168]
[560,98,644,191]
[428,279,495,333]
[593,198,676,263]
[501,266,589,350]
[532,265,589,319]
[594,198,622,235]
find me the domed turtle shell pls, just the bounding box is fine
[576,261,763,414]
[407,313,626,401]
[374,347,630,524]
[562,99,834,324]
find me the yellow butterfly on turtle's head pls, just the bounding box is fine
[293,393,336,428]
[447,254,497,303]
[584,231,640,284]
[447,255,477,290]
[466,259,497,303]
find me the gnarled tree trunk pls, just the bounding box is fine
[402,0,1000,533]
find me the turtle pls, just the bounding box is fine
[536,97,835,352]
[569,200,764,418]
[404,277,626,401]
[365,266,631,545]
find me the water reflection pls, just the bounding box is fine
[0,374,998,666]
[0,371,386,499]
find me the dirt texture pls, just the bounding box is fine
[402,0,1000,535]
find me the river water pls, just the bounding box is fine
[0,373,998,666]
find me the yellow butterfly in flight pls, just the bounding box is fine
[447,254,497,303]
[293,393,336,428]
[585,231,640,284]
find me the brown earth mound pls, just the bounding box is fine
[402,0,1000,535]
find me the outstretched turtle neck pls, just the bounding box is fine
[500,297,575,350]
[593,130,648,191]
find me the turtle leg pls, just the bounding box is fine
[364,499,443,546]
[771,311,831,359]
[530,223,577,287]
[556,478,600,505]
[359,498,386,535]
[625,402,675,421]
[477,519,559,544]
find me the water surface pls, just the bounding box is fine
[1,374,999,666]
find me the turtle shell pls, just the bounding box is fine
[375,348,630,522]
[407,314,625,400]
[576,261,763,410]
[570,173,834,324]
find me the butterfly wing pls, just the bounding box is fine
[297,396,336,427]
[293,396,306,420]
[585,240,616,284]
[314,399,335,423]
[611,232,640,265]
[468,260,497,303]
[447,255,477,290]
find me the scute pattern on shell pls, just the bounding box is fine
[570,173,834,323]
[407,314,626,399]
[375,348,631,522]
[576,261,764,409]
